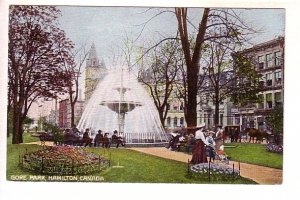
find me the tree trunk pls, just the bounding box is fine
[71,102,75,127]
[213,87,220,126]
[214,97,220,126]
[186,62,199,129]
[159,109,165,128]
[12,107,23,144]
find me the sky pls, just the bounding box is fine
[58,7,285,69]
[26,7,285,119]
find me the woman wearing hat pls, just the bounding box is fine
[190,124,209,164]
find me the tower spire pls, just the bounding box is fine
[86,42,100,67]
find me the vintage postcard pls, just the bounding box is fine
[1,0,299,200]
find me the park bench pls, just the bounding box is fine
[108,137,126,148]
[177,141,195,153]
[38,132,55,145]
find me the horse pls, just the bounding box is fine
[245,128,270,143]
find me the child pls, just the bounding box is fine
[206,131,216,162]
[217,145,229,164]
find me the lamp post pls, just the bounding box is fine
[38,104,43,132]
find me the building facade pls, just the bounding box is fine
[58,99,85,128]
[232,37,284,130]
[85,43,106,101]
[58,99,68,128]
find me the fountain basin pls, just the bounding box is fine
[100,101,142,113]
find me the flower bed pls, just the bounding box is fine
[266,143,283,154]
[21,146,109,175]
[189,163,240,181]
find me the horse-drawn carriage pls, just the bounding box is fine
[223,125,241,142]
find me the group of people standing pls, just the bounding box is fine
[167,124,225,164]
[190,125,224,164]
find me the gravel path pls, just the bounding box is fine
[130,147,282,184]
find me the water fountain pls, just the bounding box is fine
[77,69,168,146]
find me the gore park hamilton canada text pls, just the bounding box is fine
[7,6,284,184]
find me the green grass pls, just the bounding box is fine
[7,131,40,145]
[6,144,256,184]
[224,143,283,169]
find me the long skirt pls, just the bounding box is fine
[190,140,208,164]
[215,138,223,151]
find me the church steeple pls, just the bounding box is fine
[85,43,106,101]
[86,42,100,68]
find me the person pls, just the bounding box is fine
[168,131,180,151]
[82,128,92,147]
[94,130,104,147]
[230,127,235,143]
[215,125,224,150]
[190,124,209,165]
[71,125,80,136]
[111,130,125,148]
[102,132,110,148]
[206,131,216,162]
[234,127,239,142]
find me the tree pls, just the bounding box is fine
[175,8,210,130]
[138,40,182,126]
[175,8,256,130]
[63,45,89,127]
[266,104,283,145]
[8,6,74,144]
[230,53,263,106]
[201,39,263,126]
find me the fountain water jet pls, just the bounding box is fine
[77,69,168,146]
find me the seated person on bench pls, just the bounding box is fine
[111,130,125,148]
[82,128,92,147]
[94,129,104,147]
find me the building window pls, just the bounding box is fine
[167,103,170,110]
[275,51,282,66]
[207,114,211,128]
[258,55,264,69]
[259,76,265,87]
[266,93,273,109]
[275,92,282,106]
[174,117,178,128]
[179,102,184,110]
[173,102,178,111]
[180,117,184,127]
[220,114,223,126]
[275,71,282,85]
[235,116,240,125]
[167,117,171,127]
[257,94,264,109]
[266,73,273,86]
[266,53,273,68]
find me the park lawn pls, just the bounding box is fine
[7,132,40,145]
[224,143,283,169]
[6,144,256,184]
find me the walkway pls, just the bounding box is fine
[130,147,282,184]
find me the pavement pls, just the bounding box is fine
[130,147,283,185]
[23,142,282,184]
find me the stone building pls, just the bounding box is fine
[231,37,284,130]
[58,99,85,128]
